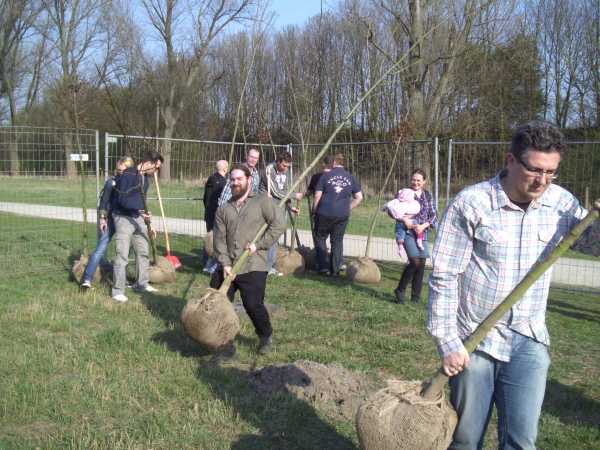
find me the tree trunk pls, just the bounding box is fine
[62,109,77,178]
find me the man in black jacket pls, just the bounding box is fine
[111,151,163,302]
[203,159,228,273]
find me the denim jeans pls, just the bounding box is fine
[82,218,115,283]
[266,243,278,271]
[314,214,348,274]
[449,333,550,450]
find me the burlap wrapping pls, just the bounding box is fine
[181,288,240,351]
[346,257,381,284]
[356,379,457,450]
[72,255,105,284]
[275,247,305,275]
[125,256,176,284]
[204,231,214,257]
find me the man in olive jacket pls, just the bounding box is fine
[210,164,286,355]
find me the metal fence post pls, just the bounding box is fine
[104,132,109,181]
[287,143,293,184]
[95,130,100,200]
[434,137,439,212]
[446,139,453,206]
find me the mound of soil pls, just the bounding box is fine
[247,360,379,421]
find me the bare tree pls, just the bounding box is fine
[0,0,45,174]
[141,0,258,181]
[42,0,111,177]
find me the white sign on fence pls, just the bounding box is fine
[69,153,89,162]
[107,136,118,143]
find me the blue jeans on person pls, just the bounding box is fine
[82,218,115,283]
[395,221,408,242]
[267,243,278,271]
[449,332,550,450]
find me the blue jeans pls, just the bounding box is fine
[395,221,408,242]
[82,219,115,283]
[267,243,278,271]
[449,333,550,450]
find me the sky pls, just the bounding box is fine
[268,0,331,29]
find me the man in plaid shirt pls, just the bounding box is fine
[428,121,587,450]
[218,148,261,206]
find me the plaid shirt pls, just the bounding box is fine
[427,172,586,362]
[217,165,260,207]
[413,190,437,240]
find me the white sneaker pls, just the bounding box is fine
[80,280,92,290]
[112,294,128,303]
[134,284,158,293]
[268,268,283,277]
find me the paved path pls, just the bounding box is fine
[1,201,599,289]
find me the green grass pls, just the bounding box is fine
[3,176,598,264]
[0,217,598,449]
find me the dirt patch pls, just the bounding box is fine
[247,360,379,421]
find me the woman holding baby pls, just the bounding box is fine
[385,169,437,304]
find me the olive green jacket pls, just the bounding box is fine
[213,193,286,274]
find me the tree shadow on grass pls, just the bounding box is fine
[196,362,357,450]
[544,378,600,427]
[548,299,600,316]
[547,303,600,324]
[301,272,396,304]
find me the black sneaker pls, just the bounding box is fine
[258,336,273,355]
[318,269,330,276]
[394,288,405,304]
[411,295,421,303]
[80,280,92,291]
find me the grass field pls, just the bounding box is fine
[0,220,598,449]
[4,175,600,266]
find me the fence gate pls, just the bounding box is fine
[0,126,99,279]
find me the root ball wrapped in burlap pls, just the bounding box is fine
[181,288,240,351]
[72,255,105,284]
[346,257,381,284]
[127,256,175,284]
[148,256,177,284]
[275,247,305,275]
[356,379,457,450]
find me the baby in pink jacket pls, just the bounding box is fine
[383,188,424,255]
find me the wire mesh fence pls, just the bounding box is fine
[1,126,598,290]
[288,140,439,256]
[104,134,289,252]
[0,126,99,279]
[443,140,600,210]
[441,139,600,291]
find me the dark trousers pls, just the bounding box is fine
[210,269,272,338]
[397,257,426,300]
[314,214,348,274]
